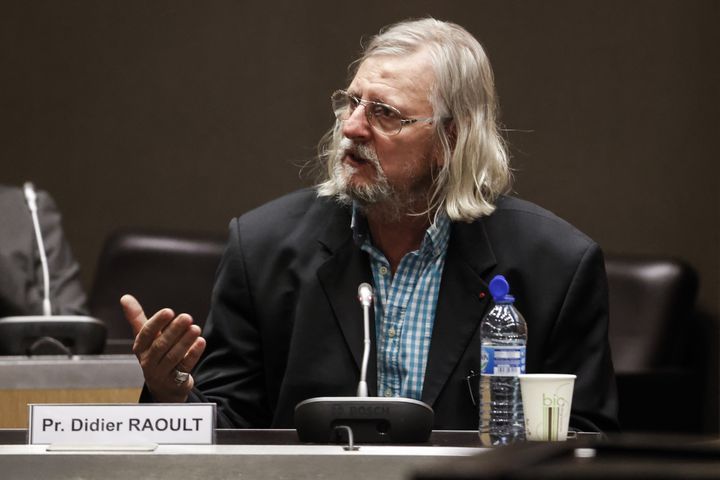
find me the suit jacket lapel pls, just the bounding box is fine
[422,220,497,406]
[315,205,377,395]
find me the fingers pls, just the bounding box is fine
[132,308,177,354]
[158,323,202,372]
[121,295,208,403]
[120,294,148,337]
[162,335,207,400]
[178,336,206,373]
[134,314,205,403]
[137,312,189,365]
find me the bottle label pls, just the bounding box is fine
[481,345,526,376]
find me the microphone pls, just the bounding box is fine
[356,283,372,397]
[0,183,106,356]
[24,182,52,316]
[357,282,373,307]
[294,282,433,444]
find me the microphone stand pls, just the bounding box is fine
[357,283,372,397]
[294,283,434,444]
[24,183,52,316]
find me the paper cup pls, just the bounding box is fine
[519,374,576,441]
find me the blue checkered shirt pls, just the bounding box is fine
[351,207,451,400]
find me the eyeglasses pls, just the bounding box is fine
[331,90,436,136]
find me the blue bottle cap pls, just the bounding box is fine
[489,275,514,303]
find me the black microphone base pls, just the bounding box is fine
[0,315,107,355]
[294,396,434,444]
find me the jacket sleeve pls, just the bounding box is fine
[185,218,271,428]
[543,242,619,432]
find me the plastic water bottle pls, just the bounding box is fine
[478,275,527,446]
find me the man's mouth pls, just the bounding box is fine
[344,150,369,167]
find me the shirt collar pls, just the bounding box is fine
[351,203,451,259]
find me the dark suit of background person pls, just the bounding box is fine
[0,184,88,317]
[182,188,618,433]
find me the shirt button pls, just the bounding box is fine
[379,266,389,276]
[384,388,393,397]
[388,327,396,338]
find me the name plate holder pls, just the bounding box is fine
[29,403,216,450]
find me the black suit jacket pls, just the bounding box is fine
[187,189,618,432]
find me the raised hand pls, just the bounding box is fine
[121,294,206,402]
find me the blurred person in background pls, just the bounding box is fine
[0,183,88,317]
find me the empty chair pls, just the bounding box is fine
[605,254,714,433]
[88,228,226,353]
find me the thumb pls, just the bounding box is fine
[120,294,147,337]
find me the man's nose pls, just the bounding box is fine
[341,105,372,140]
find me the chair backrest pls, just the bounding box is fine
[605,254,698,373]
[88,228,226,352]
[89,234,699,368]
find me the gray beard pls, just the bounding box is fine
[328,139,418,221]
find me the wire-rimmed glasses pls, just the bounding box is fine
[331,90,436,136]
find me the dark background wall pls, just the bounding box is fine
[2,3,717,332]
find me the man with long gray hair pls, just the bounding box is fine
[123,18,618,432]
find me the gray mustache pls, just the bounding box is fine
[339,138,379,164]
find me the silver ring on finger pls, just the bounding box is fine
[174,369,190,385]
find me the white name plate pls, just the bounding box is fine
[29,403,216,445]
